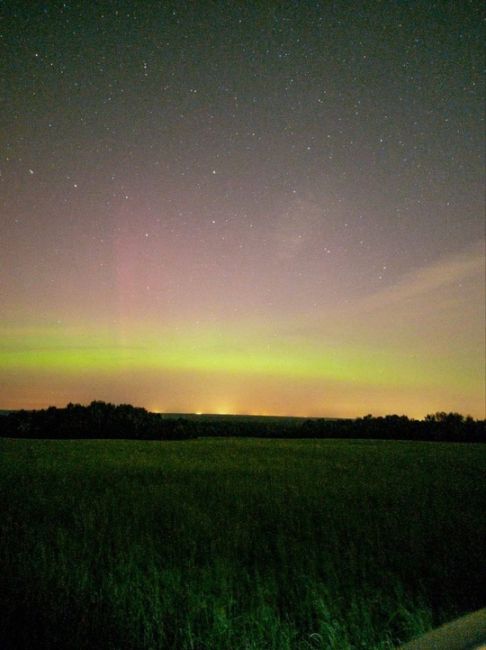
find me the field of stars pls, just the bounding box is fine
[1,2,484,417]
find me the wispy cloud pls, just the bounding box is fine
[355,243,485,313]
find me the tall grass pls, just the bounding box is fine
[1,437,484,649]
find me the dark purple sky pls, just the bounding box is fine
[1,2,484,416]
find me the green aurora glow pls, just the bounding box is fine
[2,3,484,417]
[1,320,480,392]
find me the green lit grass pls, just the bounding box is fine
[1,437,484,649]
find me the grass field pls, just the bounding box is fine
[0,437,484,649]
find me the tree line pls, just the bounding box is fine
[299,412,485,443]
[0,401,196,440]
[0,401,484,442]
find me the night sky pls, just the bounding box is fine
[1,1,484,417]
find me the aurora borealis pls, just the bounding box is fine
[1,2,484,417]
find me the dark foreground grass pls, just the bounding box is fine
[0,437,484,649]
